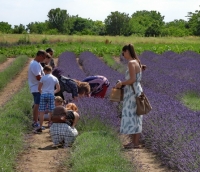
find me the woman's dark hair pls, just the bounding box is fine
[75,80,91,95]
[52,68,63,78]
[122,44,141,67]
[46,48,54,53]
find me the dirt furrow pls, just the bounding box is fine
[15,58,69,172]
[0,58,32,107]
[0,58,15,73]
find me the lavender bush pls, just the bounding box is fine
[57,50,200,171]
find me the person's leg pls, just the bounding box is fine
[48,93,55,127]
[37,111,45,131]
[133,133,140,147]
[38,94,46,130]
[32,92,41,125]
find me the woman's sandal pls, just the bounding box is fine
[123,143,143,149]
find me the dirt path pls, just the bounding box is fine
[14,58,70,172]
[0,58,15,72]
[15,122,68,172]
[0,58,31,107]
[121,135,175,172]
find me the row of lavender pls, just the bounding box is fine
[57,51,120,129]
[57,51,200,171]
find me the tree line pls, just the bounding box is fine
[0,8,200,37]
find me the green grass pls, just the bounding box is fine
[0,38,200,58]
[181,92,200,111]
[0,83,32,171]
[0,55,29,91]
[63,117,135,172]
[0,55,7,64]
[1,34,200,44]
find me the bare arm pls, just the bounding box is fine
[54,83,60,94]
[116,61,136,88]
[38,82,43,93]
[36,75,42,81]
[71,112,80,128]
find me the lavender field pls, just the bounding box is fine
[57,50,200,172]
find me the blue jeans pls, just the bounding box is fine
[32,92,41,105]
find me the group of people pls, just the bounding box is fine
[28,49,110,147]
[28,44,146,149]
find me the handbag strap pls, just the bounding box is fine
[130,85,135,94]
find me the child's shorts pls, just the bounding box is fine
[39,93,55,112]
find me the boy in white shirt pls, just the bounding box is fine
[35,65,60,133]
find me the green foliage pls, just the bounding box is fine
[162,20,190,37]
[44,28,59,35]
[181,92,200,111]
[187,10,200,36]
[0,55,7,64]
[47,8,72,34]
[0,84,32,171]
[26,21,49,34]
[0,55,29,91]
[13,24,26,34]
[17,34,30,44]
[0,22,12,33]
[130,10,164,37]
[104,11,131,36]
[66,117,134,172]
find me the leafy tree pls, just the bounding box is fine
[92,20,106,35]
[0,22,12,33]
[161,19,190,37]
[13,24,26,34]
[104,11,131,36]
[129,10,164,36]
[71,16,93,34]
[187,10,200,36]
[47,8,72,34]
[26,22,48,34]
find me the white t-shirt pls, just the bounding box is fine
[28,60,44,93]
[40,74,59,94]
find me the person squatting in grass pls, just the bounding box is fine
[55,96,64,107]
[82,75,110,98]
[115,44,145,149]
[35,65,60,133]
[52,68,90,102]
[50,104,79,147]
[28,50,47,128]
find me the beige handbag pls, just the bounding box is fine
[136,92,152,115]
[131,85,152,115]
[109,88,124,102]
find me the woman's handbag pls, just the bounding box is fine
[136,92,152,115]
[109,88,124,102]
[131,85,152,115]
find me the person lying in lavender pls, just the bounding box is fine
[82,75,110,98]
[52,68,90,102]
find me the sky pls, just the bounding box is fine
[0,0,199,27]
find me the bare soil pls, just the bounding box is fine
[0,58,31,107]
[15,123,69,172]
[121,135,175,172]
[0,58,15,72]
